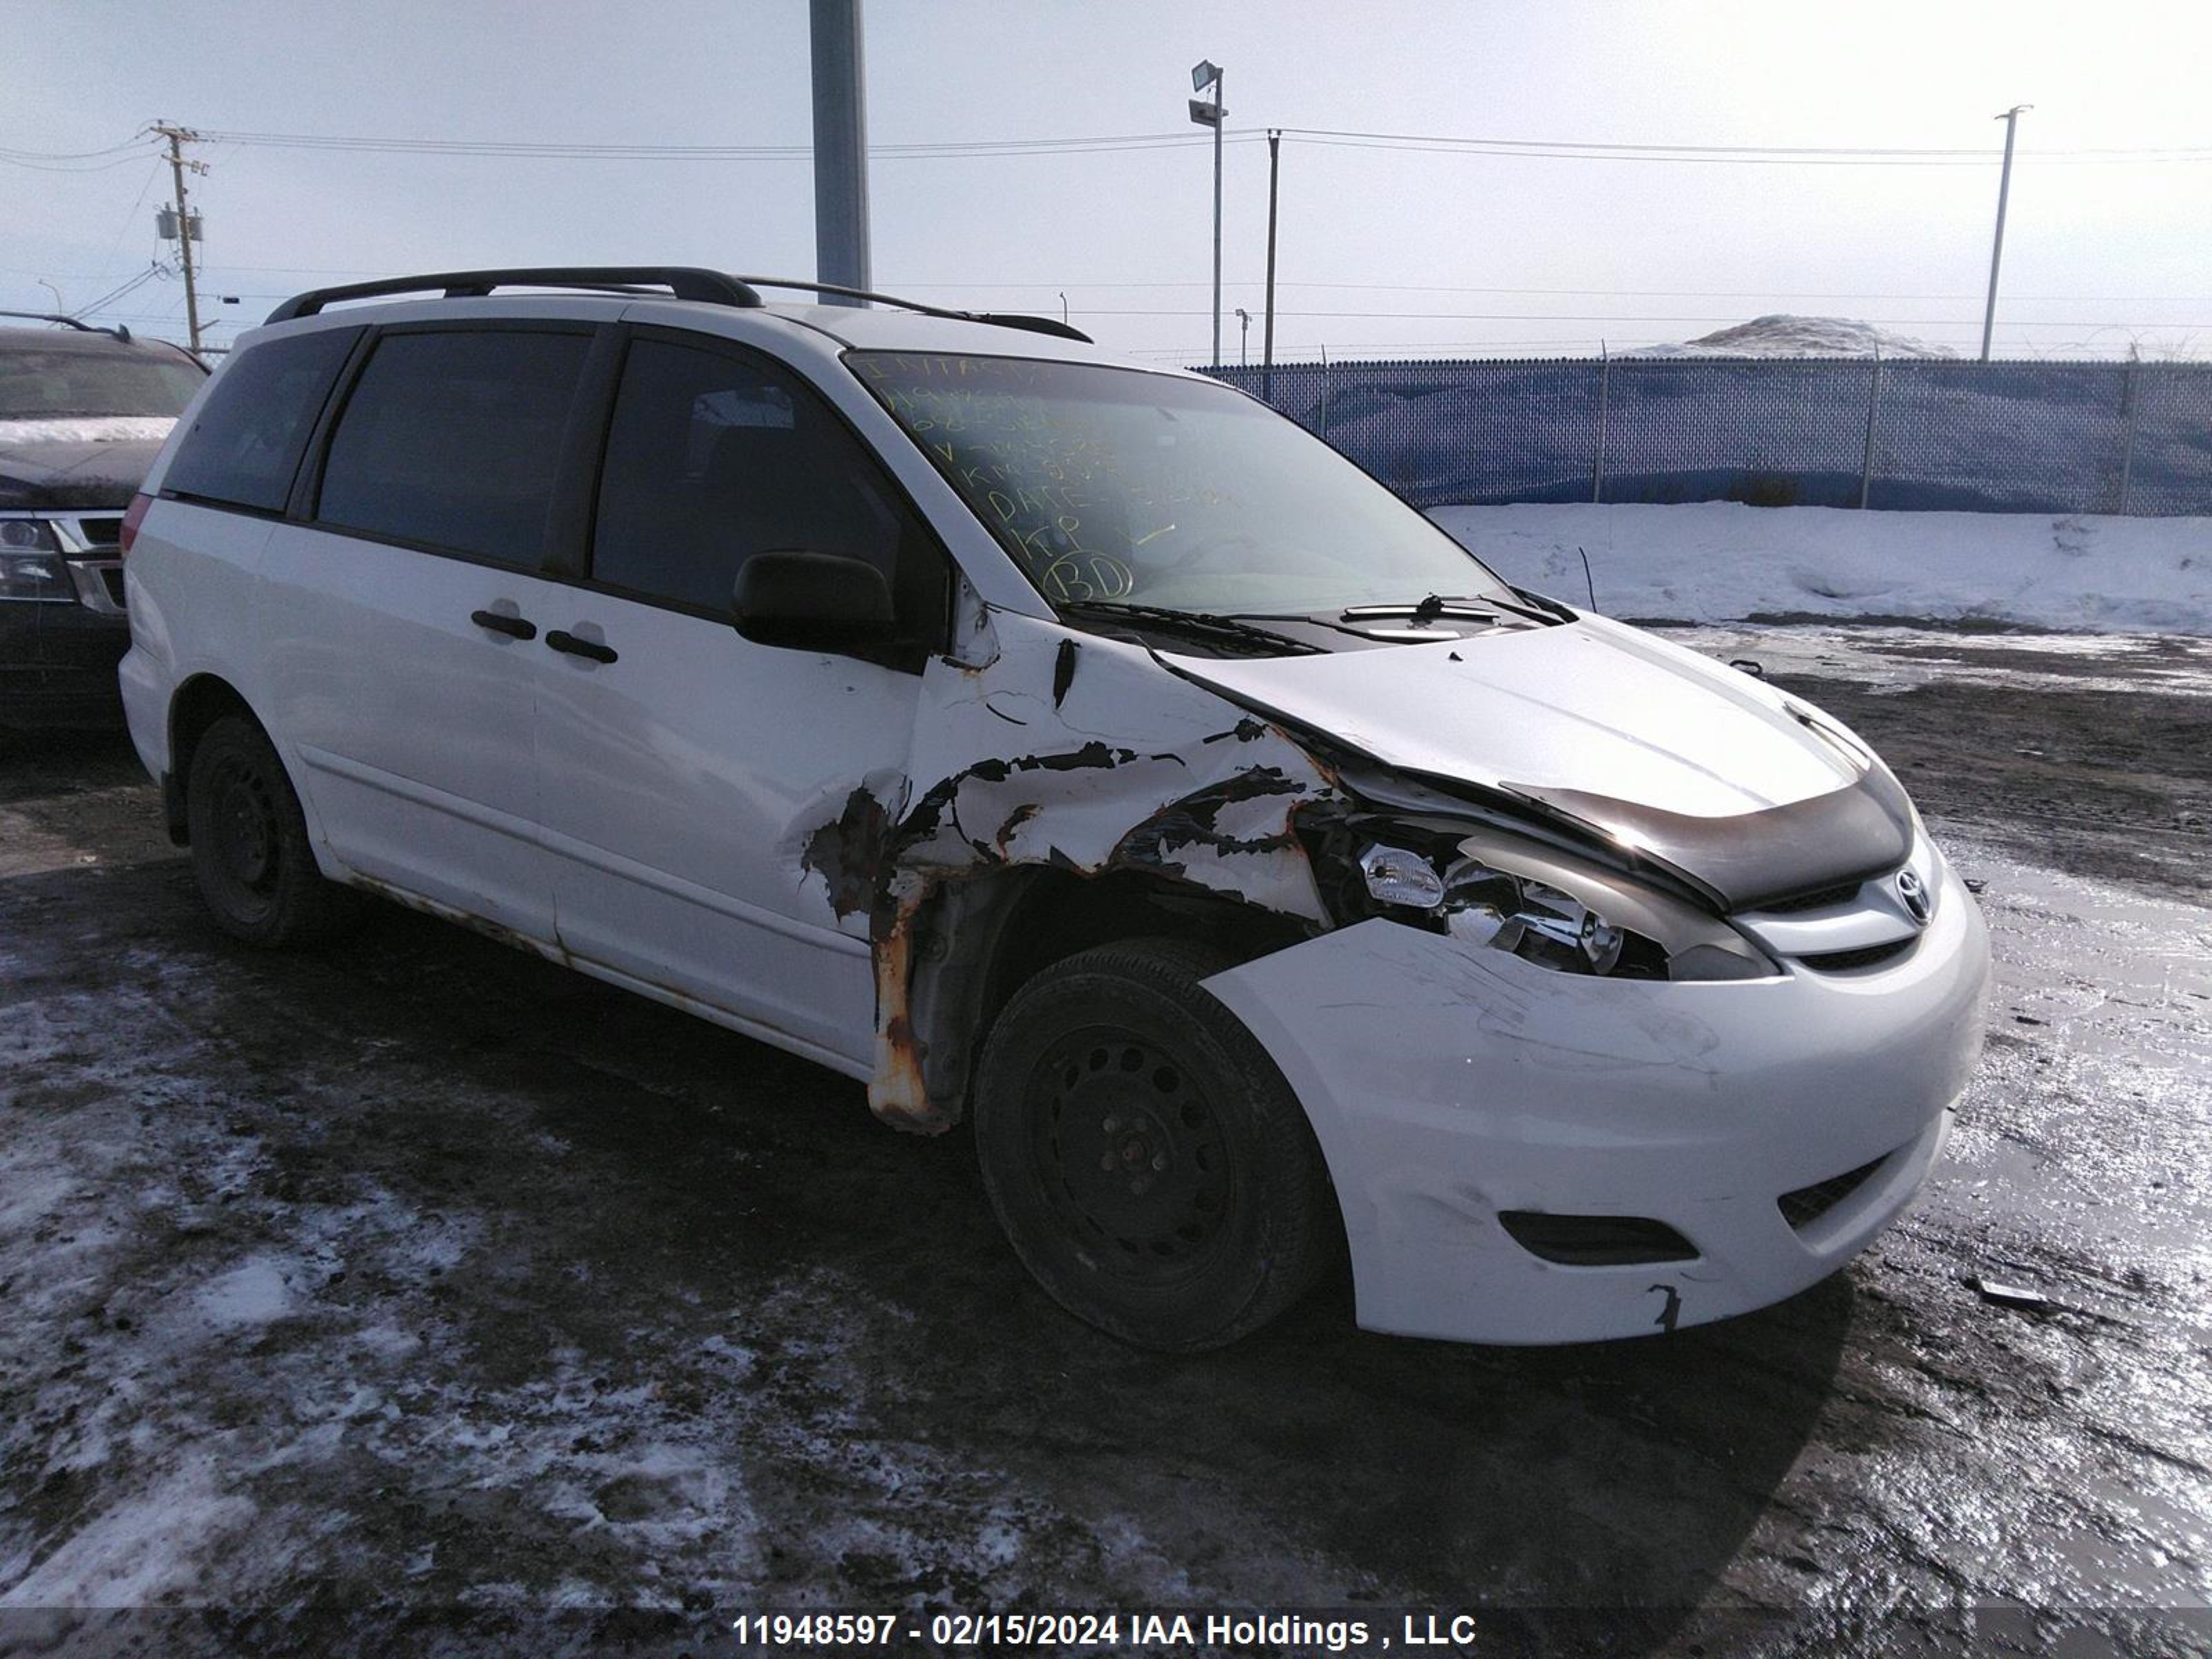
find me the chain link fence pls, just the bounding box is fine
[1201,357,2212,516]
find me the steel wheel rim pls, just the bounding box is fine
[1027,1024,1236,1286]
[208,753,281,905]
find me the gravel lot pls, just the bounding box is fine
[2,626,2208,1658]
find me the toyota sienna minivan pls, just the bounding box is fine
[118,268,1989,1351]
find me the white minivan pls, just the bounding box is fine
[118,268,1989,1351]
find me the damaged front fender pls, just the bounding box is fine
[796,610,1342,1129]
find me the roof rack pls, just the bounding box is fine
[0,309,133,343]
[266,268,764,324]
[728,276,1094,344]
[263,267,1093,344]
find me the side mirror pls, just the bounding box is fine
[731,550,897,650]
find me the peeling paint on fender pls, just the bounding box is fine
[789,610,1344,1129]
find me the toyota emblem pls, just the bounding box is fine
[1896,868,1931,926]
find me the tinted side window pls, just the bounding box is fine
[317,329,590,568]
[162,328,357,512]
[591,337,946,641]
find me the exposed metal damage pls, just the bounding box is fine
[795,609,1343,1130]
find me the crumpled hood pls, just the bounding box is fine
[1165,615,1913,908]
[0,417,174,510]
[1166,615,1857,816]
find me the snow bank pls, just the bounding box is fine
[1430,502,2212,634]
[1628,313,1952,359]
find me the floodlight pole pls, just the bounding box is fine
[810,0,872,307]
[1262,129,1280,401]
[1980,104,2030,362]
[1189,60,1226,368]
[1211,66,1224,369]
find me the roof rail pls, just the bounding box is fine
[726,276,1094,344]
[0,309,133,343]
[263,268,1094,344]
[265,267,764,324]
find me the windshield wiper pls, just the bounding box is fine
[1058,600,1324,656]
[1344,592,1560,626]
[1341,594,1500,624]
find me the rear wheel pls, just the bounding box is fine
[973,937,1335,1351]
[185,714,359,946]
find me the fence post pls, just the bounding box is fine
[1858,347,1884,509]
[1318,344,1331,440]
[1592,344,1610,505]
[2117,353,2140,516]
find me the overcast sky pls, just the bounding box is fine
[7,0,2209,362]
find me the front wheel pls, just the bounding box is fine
[973,937,1337,1351]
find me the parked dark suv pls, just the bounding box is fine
[0,317,205,729]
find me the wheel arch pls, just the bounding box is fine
[899,863,1316,1134]
[165,674,299,847]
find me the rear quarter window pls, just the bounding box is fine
[162,327,360,512]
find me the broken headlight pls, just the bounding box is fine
[1358,841,1657,977]
[1345,830,1772,982]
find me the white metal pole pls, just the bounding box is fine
[1211,68,1224,369]
[1980,105,2028,362]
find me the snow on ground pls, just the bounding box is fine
[0,416,176,446]
[1431,502,2212,634]
[1626,314,1952,358]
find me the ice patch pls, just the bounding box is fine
[0,1456,254,1606]
[193,1257,297,1327]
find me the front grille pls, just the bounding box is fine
[1757,879,1865,914]
[73,516,124,548]
[1777,1155,1888,1231]
[1499,1210,1698,1266]
[1798,938,1915,973]
[97,566,125,607]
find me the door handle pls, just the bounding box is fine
[470,609,537,640]
[545,629,618,664]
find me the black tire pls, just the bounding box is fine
[185,714,361,946]
[973,937,1336,1351]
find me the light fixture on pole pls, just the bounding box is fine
[1236,307,1251,368]
[1188,59,1225,369]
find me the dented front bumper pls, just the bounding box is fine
[1201,861,1989,1345]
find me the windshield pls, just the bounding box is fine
[0,344,205,422]
[850,352,1517,616]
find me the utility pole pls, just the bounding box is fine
[151,122,205,351]
[1262,129,1280,402]
[1980,104,2030,362]
[809,0,871,306]
[1188,60,1225,367]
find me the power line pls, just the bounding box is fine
[1273,124,2212,160]
[1049,308,2212,326]
[191,126,1235,160]
[0,137,147,160]
[894,279,2212,303]
[15,267,2212,308]
[12,120,2212,178]
[0,150,163,174]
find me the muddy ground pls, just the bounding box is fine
[1,626,2207,1659]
